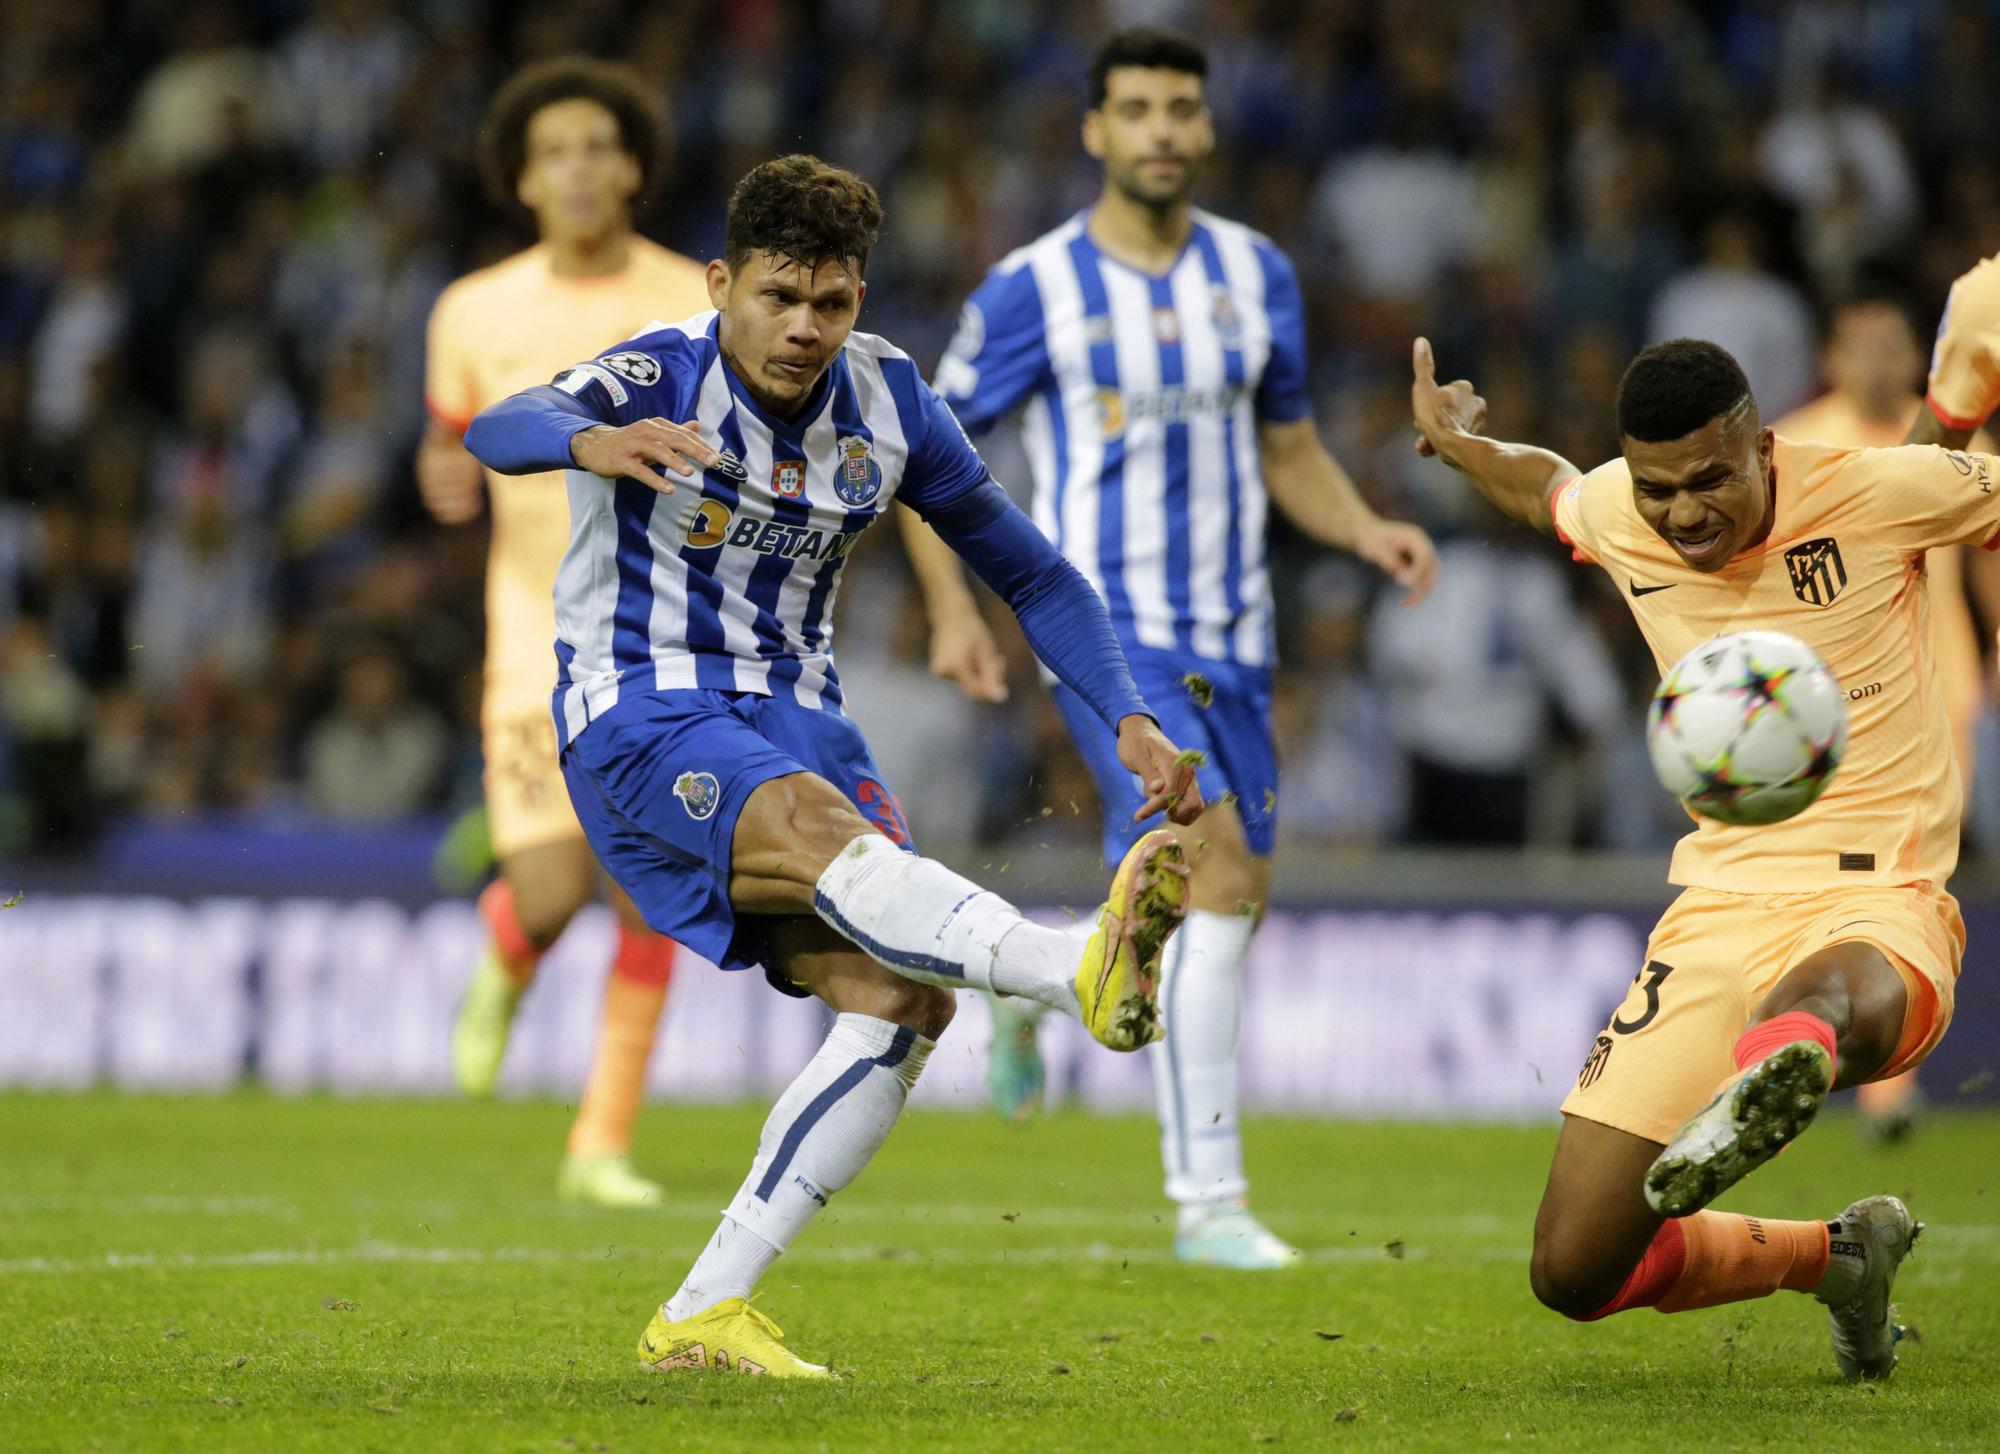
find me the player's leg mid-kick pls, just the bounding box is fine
[566,703,1193,1379]
[1535,935,1932,1380]
[1410,334,1980,1379]
[465,151,1207,1376]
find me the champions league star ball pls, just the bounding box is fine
[1646,630,1849,827]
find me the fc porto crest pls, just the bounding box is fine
[833,435,882,506]
[771,458,807,499]
[1210,286,1241,344]
[673,770,721,821]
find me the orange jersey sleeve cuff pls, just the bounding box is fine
[1927,388,1995,434]
[1549,478,1592,563]
[426,396,477,434]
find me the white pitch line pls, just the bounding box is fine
[0,1239,1501,1277]
[6,1234,1996,1279]
[0,1191,1520,1237]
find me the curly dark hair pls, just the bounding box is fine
[1616,339,1755,443]
[1089,27,1208,108]
[724,155,883,276]
[477,57,669,216]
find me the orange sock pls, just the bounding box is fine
[1733,1010,1838,1079]
[566,929,677,1158]
[479,880,542,987]
[1583,1212,1829,1318]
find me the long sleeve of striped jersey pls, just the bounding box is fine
[462,385,605,475]
[899,382,1149,729]
[465,337,696,473]
[920,476,1151,730]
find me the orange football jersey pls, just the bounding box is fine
[425,239,711,708]
[1774,392,1985,788]
[1555,436,2000,892]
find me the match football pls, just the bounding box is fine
[1648,630,1849,826]
[6,5,2000,1452]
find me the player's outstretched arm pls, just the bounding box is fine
[464,386,716,491]
[916,478,1201,824]
[1259,417,1437,604]
[895,504,1009,703]
[1410,337,1579,534]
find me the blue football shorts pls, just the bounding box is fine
[560,689,914,990]
[1049,643,1278,867]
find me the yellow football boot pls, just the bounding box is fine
[1074,829,1189,1051]
[635,1298,832,1379]
[557,1152,665,1209]
[451,950,526,1097]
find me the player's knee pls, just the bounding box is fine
[1184,822,1262,911]
[508,875,588,949]
[879,978,955,1040]
[1528,1236,1625,1321]
[1837,967,1909,1077]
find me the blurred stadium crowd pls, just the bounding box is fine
[3,0,1998,860]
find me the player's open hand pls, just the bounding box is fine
[928,607,1009,703]
[1411,337,1487,463]
[570,417,720,495]
[1355,516,1438,605]
[1116,715,1205,826]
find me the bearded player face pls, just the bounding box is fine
[1084,66,1214,211]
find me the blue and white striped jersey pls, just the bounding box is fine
[933,209,1311,668]
[546,311,988,746]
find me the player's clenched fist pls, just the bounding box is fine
[569,417,721,494]
[1116,715,1205,826]
[1410,337,1488,463]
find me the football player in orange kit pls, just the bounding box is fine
[1411,334,1996,1379]
[1774,292,1990,1141]
[419,59,711,1206]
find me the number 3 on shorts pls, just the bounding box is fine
[1611,960,1675,1035]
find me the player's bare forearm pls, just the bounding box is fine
[897,504,1009,702]
[1434,431,1576,534]
[1409,337,1574,535]
[897,505,980,618]
[1257,418,1374,551]
[1259,418,1438,599]
[1904,408,1977,453]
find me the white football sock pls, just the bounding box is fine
[812,834,1081,1014]
[664,1013,932,1321]
[1149,908,1258,1213]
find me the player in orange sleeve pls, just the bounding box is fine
[1411,334,1999,1379]
[1774,292,1988,1142]
[419,60,712,1206]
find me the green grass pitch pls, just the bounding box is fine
[2,1093,1996,1452]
